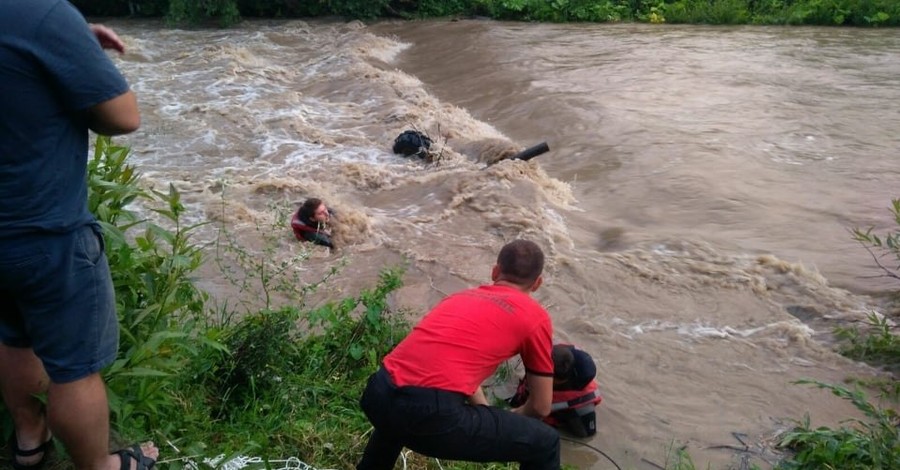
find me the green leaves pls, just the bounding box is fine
[777,381,900,470]
[88,136,219,437]
[70,0,900,25]
[834,313,900,372]
[845,200,900,372]
[167,0,241,26]
[302,266,408,381]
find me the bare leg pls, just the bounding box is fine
[47,373,159,470]
[47,373,110,469]
[0,345,51,466]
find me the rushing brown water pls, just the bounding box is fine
[105,18,897,469]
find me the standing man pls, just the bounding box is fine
[357,239,560,470]
[0,1,157,469]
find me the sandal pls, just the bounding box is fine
[9,434,52,470]
[113,444,157,470]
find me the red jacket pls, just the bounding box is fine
[291,212,316,240]
[291,212,334,248]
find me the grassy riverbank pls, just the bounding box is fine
[4,131,896,468]
[93,135,900,469]
[74,0,900,27]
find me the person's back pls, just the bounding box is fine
[0,0,137,237]
[383,283,551,395]
[357,240,561,470]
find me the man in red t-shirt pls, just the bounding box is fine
[357,240,559,470]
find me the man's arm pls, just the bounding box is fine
[84,24,139,135]
[512,374,553,418]
[87,91,140,136]
[310,232,334,249]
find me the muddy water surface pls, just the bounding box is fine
[105,19,899,469]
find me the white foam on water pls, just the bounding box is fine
[98,21,898,470]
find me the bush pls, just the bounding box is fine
[167,0,242,26]
[86,138,413,467]
[846,199,900,372]
[836,313,900,373]
[89,136,220,436]
[665,0,751,24]
[777,381,899,469]
[79,137,413,468]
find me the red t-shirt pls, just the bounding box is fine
[384,284,554,396]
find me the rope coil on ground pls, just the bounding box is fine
[182,454,337,470]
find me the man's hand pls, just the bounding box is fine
[89,24,125,54]
[513,374,553,419]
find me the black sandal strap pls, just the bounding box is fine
[11,436,52,457]
[9,435,52,470]
[114,444,157,470]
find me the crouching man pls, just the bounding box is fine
[357,240,560,470]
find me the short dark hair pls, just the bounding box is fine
[496,239,544,286]
[552,344,575,380]
[298,197,324,221]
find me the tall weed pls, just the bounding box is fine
[777,380,899,470]
[89,136,222,436]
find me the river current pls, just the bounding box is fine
[103,19,898,469]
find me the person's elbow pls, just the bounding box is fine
[110,112,141,135]
[88,91,141,136]
[532,401,552,419]
[96,114,140,135]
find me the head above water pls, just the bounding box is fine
[552,344,575,381]
[298,197,329,223]
[491,239,544,292]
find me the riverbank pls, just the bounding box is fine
[72,0,900,27]
[15,15,899,470]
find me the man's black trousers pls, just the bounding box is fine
[357,367,560,470]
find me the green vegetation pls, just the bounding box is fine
[71,0,900,26]
[843,198,900,374]
[777,381,899,470]
[12,136,536,469]
[771,202,900,469]
[88,136,214,436]
[836,313,900,373]
[0,136,416,468]
[852,199,900,301]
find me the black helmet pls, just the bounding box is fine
[392,130,433,158]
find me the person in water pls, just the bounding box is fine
[509,343,602,438]
[291,198,334,249]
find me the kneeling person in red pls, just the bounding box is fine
[357,240,560,470]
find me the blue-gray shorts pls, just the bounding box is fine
[0,224,119,383]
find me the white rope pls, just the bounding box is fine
[179,454,338,470]
[170,448,443,469]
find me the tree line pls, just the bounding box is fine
[72,0,899,26]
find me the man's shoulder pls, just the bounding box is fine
[452,285,548,317]
[2,0,66,26]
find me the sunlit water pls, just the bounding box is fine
[103,19,898,469]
